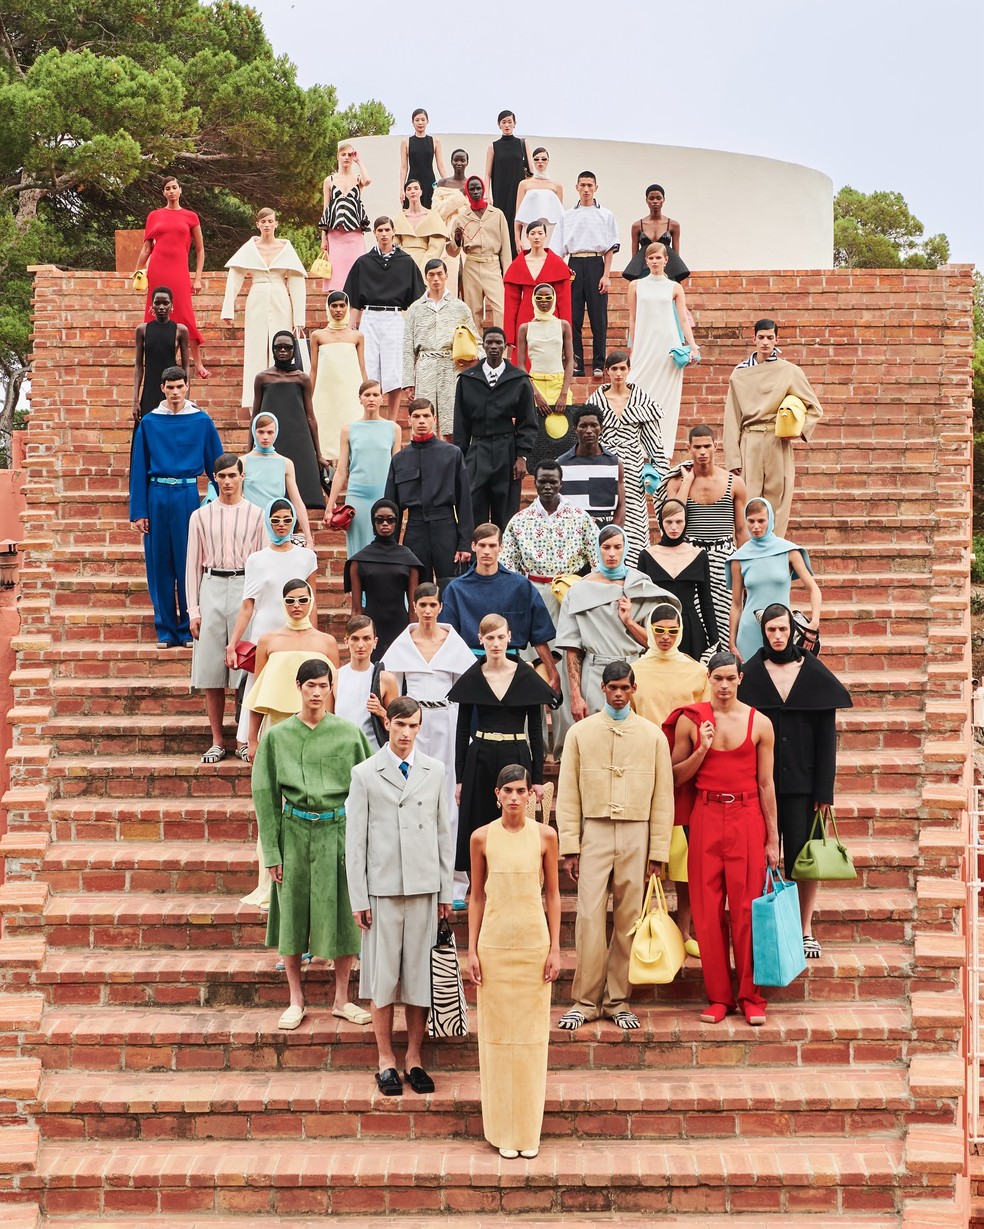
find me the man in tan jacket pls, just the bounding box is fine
[723,318,822,536]
[556,660,674,1031]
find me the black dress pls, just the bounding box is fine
[344,540,423,660]
[449,661,555,870]
[407,134,436,208]
[490,135,528,258]
[637,547,718,659]
[621,224,690,284]
[139,320,178,417]
[257,380,325,510]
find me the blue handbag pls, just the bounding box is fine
[752,867,807,987]
[669,302,692,368]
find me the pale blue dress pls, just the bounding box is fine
[345,419,397,556]
[734,551,796,662]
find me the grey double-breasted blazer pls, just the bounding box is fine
[345,747,453,913]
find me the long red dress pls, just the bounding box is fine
[503,250,573,350]
[143,207,204,345]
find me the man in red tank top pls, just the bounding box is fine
[669,651,779,1027]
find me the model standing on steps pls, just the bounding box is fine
[468,763,561,1159]
[399,109,447,209]
[133,286,189,422]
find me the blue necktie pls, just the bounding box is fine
[399,761,409,779]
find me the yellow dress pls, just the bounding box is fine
[477,818,550,1152]
[312,341,363,462]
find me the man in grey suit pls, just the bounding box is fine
[346,696,454,1097]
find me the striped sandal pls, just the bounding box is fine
[803,936,822,959]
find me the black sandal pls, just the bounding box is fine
[375,1067,403,1097]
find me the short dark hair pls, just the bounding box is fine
[403,178,422,191]
[707,650,741,675]
[645,183,666,196]
[761,603,792,630]
[753,318,778,335]
[534,459,562,479]
[472,522,501,545]
[387,696,421,721]
[496,763,530,788]
[282,578,311,598]
[604,350,630,369]
[497,110,515,123]
[160,365,187,384]
[151,286,173,300]
[411,108,428,120]
[688,423,714,442]
[413,582,440,602]
[213,453,242,476]
[572,404,603,427]
[525,218,548,235]
[532,147,548,159]
[601,660,635,685]
[296,658,331,684]
[407,397,435,415]
[483,326,506,342]
[451,148,468,160]
[650,603,681,625]
[423,258,447,274]
[346,614,374,636]
[373,215,394,230]
[577,171,597,183]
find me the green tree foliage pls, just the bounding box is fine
[833,187,950,269]
[0,0,392,458]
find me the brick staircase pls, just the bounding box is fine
[0,265,975,1225]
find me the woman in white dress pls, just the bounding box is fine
[383,583,476,904]
[514,147,565,253]
[627,243,700,466]
[220,207,307,409]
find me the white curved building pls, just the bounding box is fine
[354,134,833,272]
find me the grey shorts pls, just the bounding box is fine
[191,573,244,690]
[361,311,406,394]
[359,893,438,1008]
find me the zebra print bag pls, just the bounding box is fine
[428,917,469,1038]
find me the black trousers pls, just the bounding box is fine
[466,435,520,531]
[403,508,460,583]
[570,255,608,373]
[778,793,815,879]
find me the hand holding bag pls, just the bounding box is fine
[233,641,256,674]
[628,874,686,985]
[791,806,857,881]
[132,270,148,293]
[309,252,332,280]
[775,393,807,438]
[428,916,469,1037]
[668,301,693,368]
[752,867,807,987]
[325,503,356,531]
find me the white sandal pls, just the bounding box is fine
[200,745,226,765]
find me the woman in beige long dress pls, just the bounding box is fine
[467,763,561,1159]
[221,207,307,409]
[309,291,367,464]
[393,180,449,274]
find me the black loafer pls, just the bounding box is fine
[403,1066,435,1094]
[375,1067,402,1096]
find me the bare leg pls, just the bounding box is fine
[191,339,210,379]
[383,389,403,421]
[675,881,693,940]
[799,879,820,936]
[404,1004,428,1070]
[283,953,304,1009]
[370,1002,396,1072]
[205,688,225,746]
[332,954,356,1010]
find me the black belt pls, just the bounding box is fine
[205,568,245,578]
[365,305,401,312]
[407,507,455,522]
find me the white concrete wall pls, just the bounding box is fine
[353,135,833,273]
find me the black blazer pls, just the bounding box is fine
[452,362,537,460]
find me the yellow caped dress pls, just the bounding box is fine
[477,818,551,1152]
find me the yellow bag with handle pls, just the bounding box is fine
[628,874,686,985]
[309,252,332,280]
[132,270,148,293]
[451,324,478,363]
[775,393,807,438]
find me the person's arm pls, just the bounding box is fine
[344,765,372,920]
[533,643,561,695]
[673,284,699,358]
[355,158,371,188]
[555,727,582,878]
[731,474,749,545]
[132,325,146,423]
[637,399,667,469]
[176,325,190,392]
[326,426,350,515]
[600,248,613,295]
[496,211,511,276]
[220,267,245,322]
[402,308,417,391]
[540,826,561,983]
[484,145,494,198]
[251,732,283,872]
[355,331,368,381]
[616,595,648,648]
[299,374,326,468]
[308,334,320,390]
[647,731,675,872]
[527,701,545,790]
[406,566,420,616]
[282,459,312,543]
[789,549,822,633]
[669,217,681,256]
[322,174,333,211]
[467,828,488,984]
[557,321,574,409]
[184,513,205,635]
[512,379,538,478]
[610,458,627,527]
[288,268,306,333]
[128,422,150,530]
[627,282,637,351]
[225,596,256,669]
[399,137,409,202]
[566,647,587,722]
[348,561,362,615]
[729,560,744,654]
[723,377,743,474]
[454,700,473,784]
[433,137,447,181]
[453,454,474,559]
[191,225,205,293]
[754,714,780,868]
[671,713,713,785]
[694,553,719,645]
[252,632,273,678]
[630,219,642,256]
[251,372,265,421]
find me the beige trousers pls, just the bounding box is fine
[571,817,650,1019]
[740,428,796,536]
[461,259,504,329]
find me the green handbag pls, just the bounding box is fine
[791,806,857,882]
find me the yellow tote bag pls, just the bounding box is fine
[775,393,807,438]
[309,252,332,280]
[628,874,686,985]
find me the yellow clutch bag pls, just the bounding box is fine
[309,253,332,279]
[132,270,148,292]
[451,325,478,363]
[775,393,807,438]
[628,874,686,985]
[550,573,581,604]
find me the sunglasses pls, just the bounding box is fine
[272,343,294,352]
[652,626,681,636]
[285,596,310,605]
[373,515,397,524]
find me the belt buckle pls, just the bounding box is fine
[719,792,736,804]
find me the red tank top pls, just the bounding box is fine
[695,706,757,792]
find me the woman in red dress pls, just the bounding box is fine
[503,218,572,359]
[133,176,209,378]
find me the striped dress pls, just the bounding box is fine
[684,474,736,648]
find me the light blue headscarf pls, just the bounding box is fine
[725,497,811,588]
[251,412,280,454]
[597,524,628,581]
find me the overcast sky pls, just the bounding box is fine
[254,0,981,265]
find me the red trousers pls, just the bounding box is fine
[687,798,767,1013]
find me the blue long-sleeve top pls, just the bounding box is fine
[441,563,556,650]
[129,409,224,522]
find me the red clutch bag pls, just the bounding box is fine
[326,504,356,531]
[234,641,256,673]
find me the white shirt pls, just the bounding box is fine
[151,399,201,416]
[386,745,415,774]
[557,202,620,256]
[483,361,506,385]
[242,545,318,642]
[423,292,451,314]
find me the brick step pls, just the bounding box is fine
[13,887,917,949]
[34,1064,912,1143]
[18,836,920,895]
[38,1217,906,1229]
[0,1205,39,1229]
[26,1136,908,1218]
[18,940,916,1015]
[21,1001,912,1072]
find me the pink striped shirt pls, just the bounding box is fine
[185,498,268,620]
